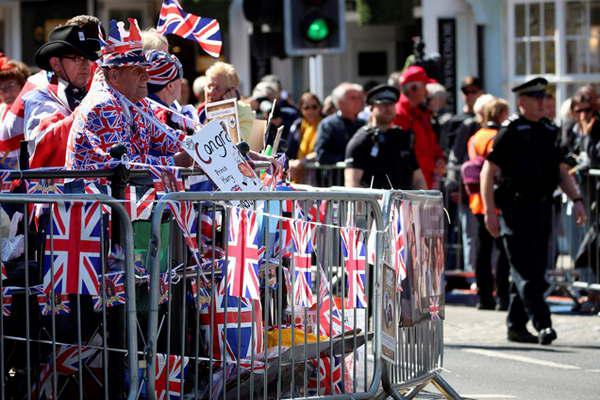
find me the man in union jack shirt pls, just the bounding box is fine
[66,18,192,170]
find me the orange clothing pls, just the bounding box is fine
[467,126,498,215]
[393,94,444,188]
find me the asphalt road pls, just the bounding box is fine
[431,304,600,400]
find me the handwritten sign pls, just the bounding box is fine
[205,98,240,143]
[183,120,263,208]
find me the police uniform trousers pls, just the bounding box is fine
[499,200,553,331]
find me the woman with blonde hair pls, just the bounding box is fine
[466,97,510,310]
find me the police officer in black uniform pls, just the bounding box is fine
[480,77,587,345]
[345,84,427,190]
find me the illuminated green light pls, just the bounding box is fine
[306,18,330,41]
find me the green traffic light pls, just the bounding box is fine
[306,18,330,42]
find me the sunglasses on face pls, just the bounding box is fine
[61,55,89,65]
[574,107,592,114]
[302,104,319,110]
[406,83,422,92]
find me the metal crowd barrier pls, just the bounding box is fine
[0,192,139,400]
[0,174,461,398]
[145,191,385,399]
[380,190,460,399]
[564,169,600,312]
[143,189,460,399]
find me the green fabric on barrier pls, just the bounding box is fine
[133,221,170,313]
[133,220,170,272]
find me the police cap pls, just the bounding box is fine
[367,84,400,105]
[511,77,548,98]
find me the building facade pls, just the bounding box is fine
[422,0,600,114]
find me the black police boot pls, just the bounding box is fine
[507,328,538,343]
[538,328,557,345]
[477,296,496,310]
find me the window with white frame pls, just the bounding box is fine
[565,0,600,75]
[514,1,556,76]
[509,0,600,111]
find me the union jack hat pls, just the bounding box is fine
[99,18,148,68]
[146,49,183,93]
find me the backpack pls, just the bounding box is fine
[460,155,485,195]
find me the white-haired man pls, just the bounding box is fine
[314,82,365,165]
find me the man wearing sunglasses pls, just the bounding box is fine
[22,20,102,168]
[480,77,587,345]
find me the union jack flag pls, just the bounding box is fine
[290,209,314,307]
[340,227,368,309]
[225,208,264,300]
[199,284,263,361]
[307,356,345,395]
[2,287,13,317]
[166,200,202,267]
[26,179,64,229]
[148,164,185,196]
[84,180,112,215]
[392,205,407,289]
[159,272,170,305]
[308,200,328,224]
[317,266,351,337]
[319,296,352,337]
[124,185,155,221]
[37,292,71,316]
[185,173,213,193]
[92,272,126,311]
[43,201,102,295]
[220,331,266,373]
[274,218,293,258]
[428,296,441,320]
[154,353,189,400]
[27,179,64,195]
[0,170,17,192]
[36,341,100,399]
[156,0,222,58]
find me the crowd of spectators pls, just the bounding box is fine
[0,14,597,316]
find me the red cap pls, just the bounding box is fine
[400,65,436,85]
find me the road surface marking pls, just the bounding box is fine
[586,369,600,373]
[463,348,581,370]
[463,395,517,399]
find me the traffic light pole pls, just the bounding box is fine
[308,54,324,101]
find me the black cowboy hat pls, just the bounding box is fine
[34,24,100,71]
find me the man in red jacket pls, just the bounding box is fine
[393,66,445,189]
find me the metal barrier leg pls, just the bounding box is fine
[382,363,406,400]
[431,373,463,400]
[402,380,433,400]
